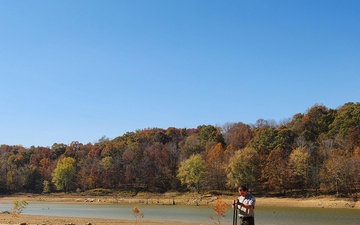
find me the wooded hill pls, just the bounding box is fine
[1,102,359,196]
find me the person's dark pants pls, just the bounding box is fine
[240,216,254,225]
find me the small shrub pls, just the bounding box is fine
[132,206,144,224]
[209,197,227,225]
[87,188,113,196]
[9,200,28,224]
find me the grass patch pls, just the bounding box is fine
[86,188,114,196]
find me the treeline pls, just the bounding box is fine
[1,102,359,196]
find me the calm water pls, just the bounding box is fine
[1,202,359,225]
[256,206,360,225]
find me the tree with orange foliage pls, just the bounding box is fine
[209,197,227,225]
[132,206,144,224]
[206,143,226,190]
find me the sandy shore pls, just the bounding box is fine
[1,193,358,209]
[0,193,358,225]
[0,214,203,225]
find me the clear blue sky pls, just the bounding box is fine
[1,0,359,148]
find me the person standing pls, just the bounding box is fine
[234,185,256,225]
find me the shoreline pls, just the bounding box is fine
[1,193,359,225]
[0,214,202,225]
[1,193,359,209]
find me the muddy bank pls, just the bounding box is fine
[1,192,359,209]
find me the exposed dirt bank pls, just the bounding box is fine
[1,192,359,209]
[0,213,202,225]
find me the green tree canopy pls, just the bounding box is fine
[52,157,77,192]
[329,102,360,150]
[226,147,259,189]
[177,154,207,193]
[289,147,310,189]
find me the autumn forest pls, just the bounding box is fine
[1,102,360,197]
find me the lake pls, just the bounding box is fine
[1,202,359,225]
